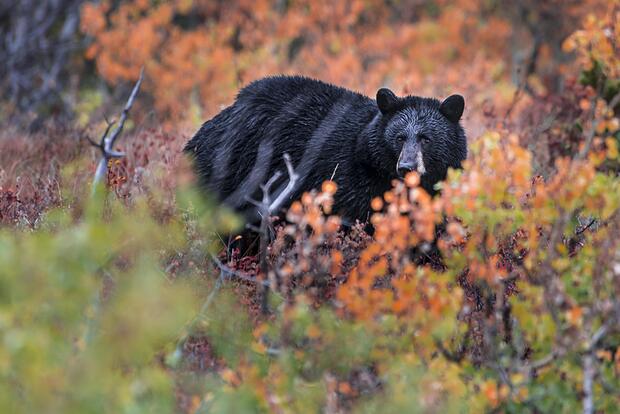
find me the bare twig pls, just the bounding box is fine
[259,211,272,315]
[169,153,299,365]
[268,154,300,214]
[329,163,339,181]
[529,351,560,372]
[589,324,609,351]
[324,372,339,414]
[246,153,300,315]
[91,68,144,193]
[209,253,270,287]
[576,102,599,160]
[168,250,270,367]
[434,334,469,363]
[583,352,595,414]
[504,33,542,122]
[575,218,597,236]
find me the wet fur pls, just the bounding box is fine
[185,75,467,225]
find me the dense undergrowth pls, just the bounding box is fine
[1,1,620,413]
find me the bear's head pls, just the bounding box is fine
[375,88,467,195]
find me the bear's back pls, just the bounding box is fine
[186,75,380,223]
[238,75,366,107]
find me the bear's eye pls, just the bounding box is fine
[419,134,430,144]
[397,134,407,143]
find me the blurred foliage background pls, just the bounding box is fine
[1,1,620,413]
[0,0,610,129]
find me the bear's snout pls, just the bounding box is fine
[397,141,425,177]
[397,161,417,178]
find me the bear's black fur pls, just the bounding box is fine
[185,75,467,225]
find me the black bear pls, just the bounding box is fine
[184,75,467,225]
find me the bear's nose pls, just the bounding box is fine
[397,162,417,178]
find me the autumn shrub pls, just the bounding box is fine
[195,131,619,413]
[6,119,620,412]
[0,125,190,228]
[520,3,620,177]
[172,7,620,412]
[0,125,89,227]
[78,0,614,128]
[2,1,620,413]
[0,188,219,412]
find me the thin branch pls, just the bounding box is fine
[200,271,224,316]
[255,153,299,315]
[503,33,542,122]
[209,253,270,287]
[92,68,144,192]
[575,218,597,236]
[329,163,339,181]
[269,153,300,214]
[494,363,514,391]
[259,210,272,315]
[168,250,270,367]
[608,92,620,114]
[583,352,595,414]
[105,68,144,152]
[588,324,609,351]
[85,119,115,148]
[85,135,100,148]
[596,372,620,397]
[244,197,263,209]
[434,334,469,363]
[245,223,261,233]
[581,303,618,413]
[260,171,282,195]
[529,351,559,372]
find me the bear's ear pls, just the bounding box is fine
[440,94,464,123]
[376,88,399,115]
